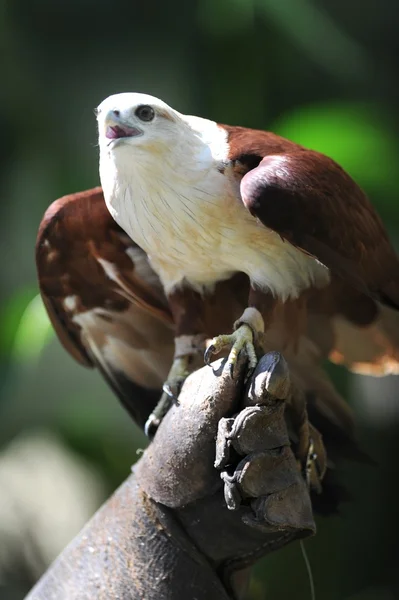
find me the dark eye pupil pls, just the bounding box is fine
[135,105,155,122]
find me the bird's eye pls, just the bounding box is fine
[135,105,155,122]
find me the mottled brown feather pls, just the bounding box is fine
[36,187,174,426]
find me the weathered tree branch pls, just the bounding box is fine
[25,354,317,600]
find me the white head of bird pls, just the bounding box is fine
[97,92,228,172]
[96,93,238,290]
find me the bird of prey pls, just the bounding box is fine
[36,94,399,442]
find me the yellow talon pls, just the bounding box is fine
[204,324,258,377]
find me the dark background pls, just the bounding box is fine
[1,1,399,598]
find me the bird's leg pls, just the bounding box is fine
[164,333,208,398]
[205,288,277,376]
[145,287,206,437]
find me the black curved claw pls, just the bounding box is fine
[144,388,176,439]
[144,413,161,439]
[162,382,175,399]
[163,380,185,404]
[244,365,256,383]
[229,360,235,378]
[204,344,216,366]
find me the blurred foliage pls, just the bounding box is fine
[6,295,53,365]
[1,0,399,598]
[0,288,38,359]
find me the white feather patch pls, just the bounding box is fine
[63,295,78,311]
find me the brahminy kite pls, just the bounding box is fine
[36,93,399,441]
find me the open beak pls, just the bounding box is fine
[106,124,143,140]
[103,109,143,140]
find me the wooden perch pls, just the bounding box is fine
[25,354,318,600]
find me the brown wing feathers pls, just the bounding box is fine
[36,188,174,427]
[224,126,399,374]
[240,150,399,309]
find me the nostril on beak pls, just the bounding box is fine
[112,110,120,118]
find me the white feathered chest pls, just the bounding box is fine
[100,145,329,300]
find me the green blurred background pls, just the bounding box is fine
[1,1,399,598]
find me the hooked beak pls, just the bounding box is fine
[103,109,143,141]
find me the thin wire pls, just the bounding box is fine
[300,540,316,600]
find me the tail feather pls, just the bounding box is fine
[330,303,399,375]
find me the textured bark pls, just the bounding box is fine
[25,354,315,600]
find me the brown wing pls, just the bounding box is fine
[223,123,399,373]
[240,150,399,309]
[36,187,174,427]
